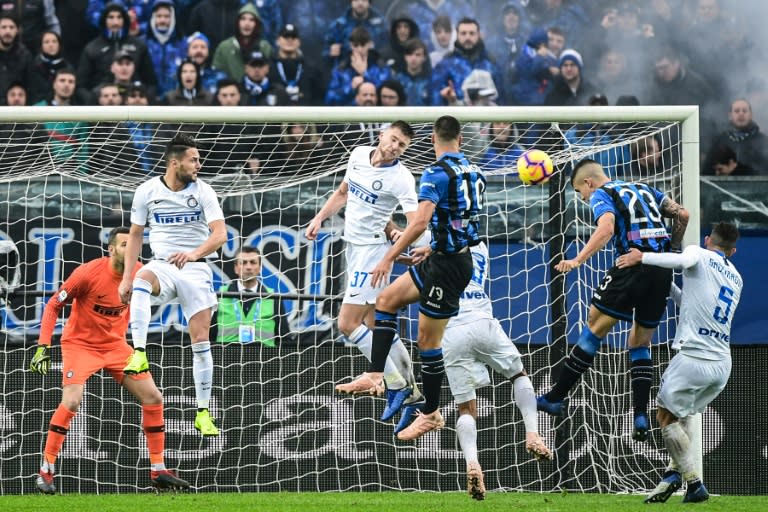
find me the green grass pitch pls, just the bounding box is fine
[0,492,765,512]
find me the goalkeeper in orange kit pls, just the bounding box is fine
[29,227,189,494]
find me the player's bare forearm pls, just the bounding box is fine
[557,214,614,272]
[189,219,227,260]
[306,184,347,239]
[661,198,689,250]
[122,225,145,280]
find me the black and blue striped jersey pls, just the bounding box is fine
[591,180,670,256]
[418,152,486,253]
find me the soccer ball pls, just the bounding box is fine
[517,149,554,185]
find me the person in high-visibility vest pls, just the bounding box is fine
[215,246,289,346]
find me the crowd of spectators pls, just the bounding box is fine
[1,0,768,175]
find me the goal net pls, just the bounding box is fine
[0,106,699,494]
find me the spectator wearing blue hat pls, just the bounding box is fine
[186,31,227,96]
[545,49,598,106]
[508,27,558,106]
[145,0,187,102]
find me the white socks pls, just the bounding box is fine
[129,278,153,350]
[513,375,539,434]
[662,422,698,482]
[348,325,408,390]
[456,414,479,465]
[192,341,213,409]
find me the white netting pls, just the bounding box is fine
[0,106,697,494]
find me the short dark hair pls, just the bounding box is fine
[547,26,565,37]
[349,26,371,45]
[403,38,427,55]
[389,120,415,140]
[54,67,76,80]
[456,17,479,30]
[107,226,130,247]
[710,221,739,252]
[236,246,261,259]
[378,79,407,106]
[216,78,240,92]
[165,134,197,162]
[433,115,461,143]
[0,12,19,27]
[432,15,451,32]
[711,145,737,166]
[570,158,600,185]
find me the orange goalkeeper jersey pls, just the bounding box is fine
[39,257,142,350]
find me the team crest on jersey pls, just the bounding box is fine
[372,180,382,191]
[187,196,199,208]
[348,179,379,204]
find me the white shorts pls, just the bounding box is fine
[442,317,524,404]
[141,260,218,321]
[657,352,731,418]
[342,243,390,305]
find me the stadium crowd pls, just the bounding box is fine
[1,0,768,175]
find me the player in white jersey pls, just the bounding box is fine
[398,241,552,500]
[306,121,426,421]
[617,222,743,504]
[118,134,228,437]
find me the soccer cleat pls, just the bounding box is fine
[394,399,425,435]
[644,470,682,503]
[335,372,384,396]
[194,409,220,437]
[151,469,190,490]
[466,462,486,501]
[36,469,56,495]
[381,386,413,421]
[682,482,709,503]
[525,432,553,461]
[536,395,564,417]
[632,412,649,442]
[124,349,149,375]
[396,409,445,441]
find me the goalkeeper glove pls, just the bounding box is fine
[30,345,51,375]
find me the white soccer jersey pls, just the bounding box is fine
[448,241,493,327]
[643,245,743,360]
[342,146,417,245]
[130,176,224,260]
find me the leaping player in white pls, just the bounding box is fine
[119,134,227,437]
[306,121,426,422]
[617,221,743,504]
[403,241,552,500]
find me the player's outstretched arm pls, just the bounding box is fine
[370,200,433,287]
[119,224,145,303]
[660,197,689,250]
[305,182,348,240]
[555,212,614,273]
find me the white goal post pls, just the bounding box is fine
[0,105,701,494]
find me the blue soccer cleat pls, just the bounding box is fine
[682,482,709,503]
[381,386,413,421]
[644,470,682,503]
[633,412,649,442]
[394,399,425,435]
[536,395,564,417]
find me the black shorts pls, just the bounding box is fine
[591,264,673,328]
[409,249,474,319]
